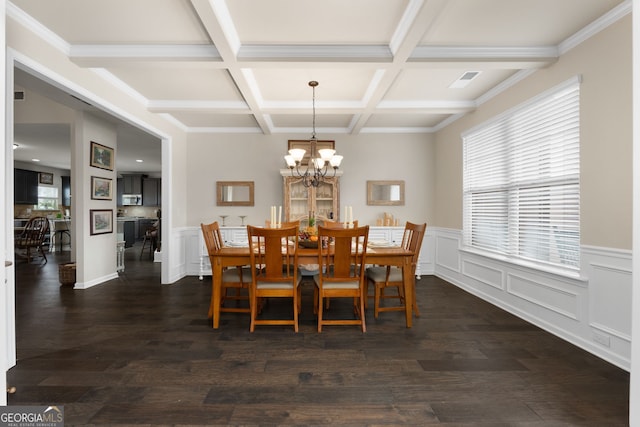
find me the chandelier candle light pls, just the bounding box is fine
[284,81,343,188]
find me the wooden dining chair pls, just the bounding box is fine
[247,224,300,332]
[365,221,426,318]
[303,219,359,307]
[314,225,369,332]
[15,216,50,264]
[201,221,252,316]
[264,220,300,229]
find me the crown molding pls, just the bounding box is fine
[7,2,70,55]
[559,0,631,54]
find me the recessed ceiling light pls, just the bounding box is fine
[136,159,143,163]
[32,159,40,162]
[449,71,481,89]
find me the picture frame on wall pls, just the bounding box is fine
[90,141,114,171]
[91,176,113,200]
[39,172,53,185]
[90,209,113,235]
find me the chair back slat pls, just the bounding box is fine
[248,225,298,282]
[317,225,369,284]
[201,221,223,256]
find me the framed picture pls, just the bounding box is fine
[39,172,53,185]
[288,140,335,167]
[90,209,113,235]
[90,141,114,171]
[91,176,113,200]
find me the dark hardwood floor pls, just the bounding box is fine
[8,243,630,426]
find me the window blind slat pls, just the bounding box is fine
[463,79,580,270]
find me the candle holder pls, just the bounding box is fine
[239,215,247,226]
[219,215,228,226]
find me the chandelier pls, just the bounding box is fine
[284,81,343,188]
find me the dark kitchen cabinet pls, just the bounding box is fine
[117,178,123,206]
[122,220,136,248]
[61,175,71,206]
[121,174,143,194]
[14,168,38,205]
[142,178,161,206]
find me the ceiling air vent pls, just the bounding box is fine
[449,71,481,89]
[14,91,25,101]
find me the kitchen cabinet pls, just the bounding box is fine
[14,168,39,205]
[142,178,161,206]
[282,171,340,222]
[61,175,71,206]
[117,178,123,206]
[121,174,143,194]
[121,220,136,248]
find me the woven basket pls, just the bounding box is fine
[59,263,76,286]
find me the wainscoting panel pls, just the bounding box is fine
[432,227,631,371]
[589,262,632,338]
[168,228,189,284]
[507,272,580,321]
[434,230,461,273]
[461,259,503,291]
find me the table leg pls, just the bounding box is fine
[212,257,222,329]
[402,257,413,328]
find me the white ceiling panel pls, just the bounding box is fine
[227,0,408,44]
[252,68,376,102]
[271,114,354,129]
[9,0,629,172]
[12,0,210,43]
[421,0,625,46]
[386,68,519,101]
[107,66,242,101]
[365,113,448,128]
[171,112,259,128]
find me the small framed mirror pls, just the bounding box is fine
[367,180,405,206]
[216,181,254,206]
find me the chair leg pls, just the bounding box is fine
[412,280,420,317]
[39,244,47,264]
[317,290,324,333]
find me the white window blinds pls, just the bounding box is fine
[463,77,580,270]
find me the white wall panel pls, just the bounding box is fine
[435,229,461,273]
[507,273,580,321]
[462,259,503,290]
[432,227,631,371]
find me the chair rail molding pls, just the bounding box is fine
[430,226,632,371]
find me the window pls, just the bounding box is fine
[463,77,580,270]
[37,186,59,210]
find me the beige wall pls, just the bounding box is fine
[186,133,435,228]
[434,16,632,250]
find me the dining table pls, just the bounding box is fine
[207,242,415,329]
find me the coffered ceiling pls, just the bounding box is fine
[9,0,630,171]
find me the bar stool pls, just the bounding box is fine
[139,223,158,260]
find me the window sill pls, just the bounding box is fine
[460,246,587,284]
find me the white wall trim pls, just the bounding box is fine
[74,272,119,290]
[431,226,632,371]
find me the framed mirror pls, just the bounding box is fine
[367,180,405,206]
[216,181,254,206]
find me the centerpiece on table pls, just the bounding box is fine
[299,212,318,247]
